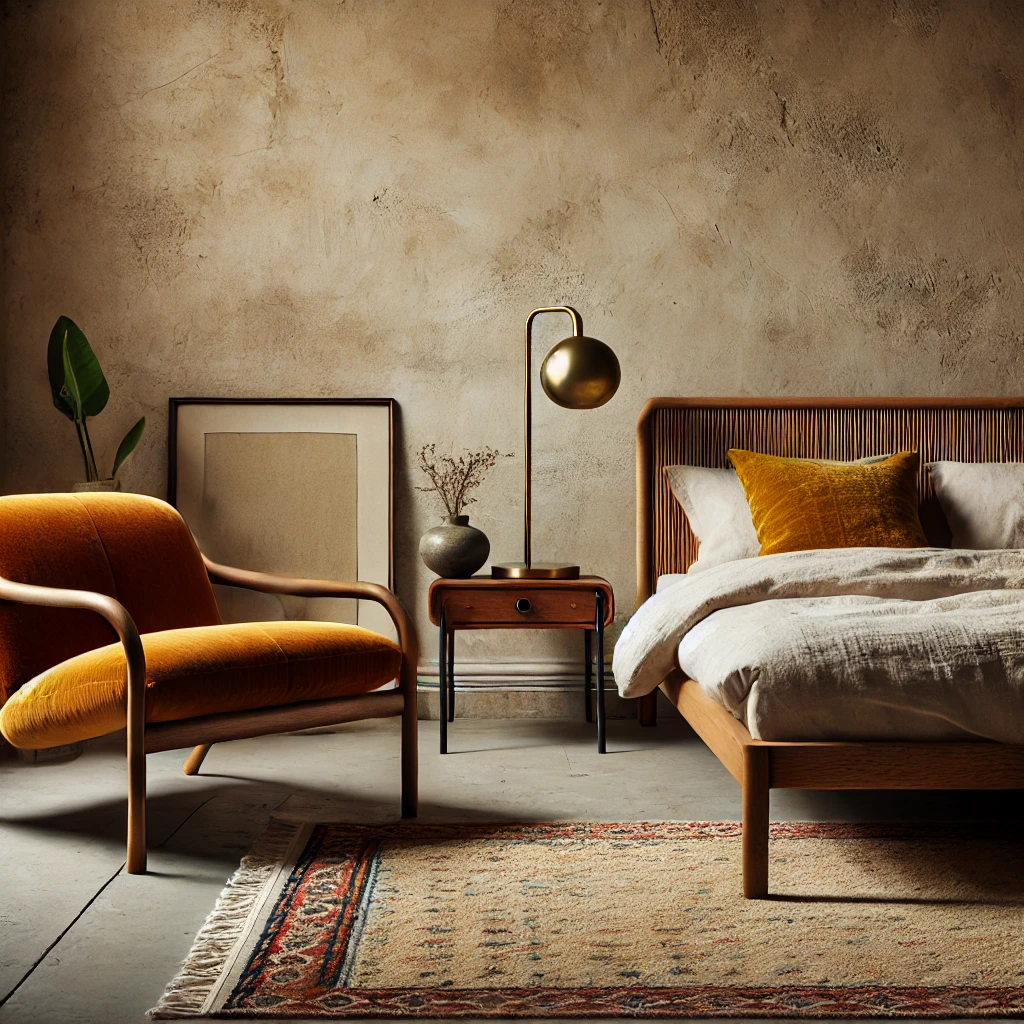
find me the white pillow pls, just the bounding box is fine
[928,461,1024,549]
[663,466,759,572]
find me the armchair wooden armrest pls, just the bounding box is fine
[202,556,418,692]
[0,574,149,872]
[201,556,418,819]
[0,575,144,663]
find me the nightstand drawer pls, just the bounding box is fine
[438,587,600,628]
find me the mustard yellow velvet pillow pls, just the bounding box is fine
[728,449,929,556]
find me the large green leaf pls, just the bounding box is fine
[48,318,75,418]
[47,316,109,419]
[112,416,146,478]
[61,333,83,412]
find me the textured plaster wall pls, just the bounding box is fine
[3,0,1023,676]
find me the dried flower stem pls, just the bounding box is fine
[416,444,510,517]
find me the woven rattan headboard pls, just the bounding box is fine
[636,397,1024,605]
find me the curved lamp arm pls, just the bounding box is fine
[522,306,582,568]
[202,556,419,697]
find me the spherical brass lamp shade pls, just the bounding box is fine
[539,335,621,410]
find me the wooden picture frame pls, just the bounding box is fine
[635,397,1024,897]
[168,398,395,640]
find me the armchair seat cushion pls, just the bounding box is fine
[0,621,401,749]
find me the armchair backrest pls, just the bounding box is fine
[0,493,221,702]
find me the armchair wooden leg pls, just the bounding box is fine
[742,745,769,898]
[126,647,147,874]
[127,727,147,875]
[182,743,212,776]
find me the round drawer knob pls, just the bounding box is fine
[515,598,532,613]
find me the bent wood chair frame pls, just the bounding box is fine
[635,397,1024,898]
[0,556,418,874]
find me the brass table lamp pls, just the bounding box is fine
[492,306,620,580]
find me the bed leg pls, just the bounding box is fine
[742,745,769,898]
[638,691,657,726]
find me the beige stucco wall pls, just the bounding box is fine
[3,0,1023,676]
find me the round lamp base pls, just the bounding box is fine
[491,562,581,580]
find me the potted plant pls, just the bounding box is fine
[417,444,507,578]
[48,316,145,491]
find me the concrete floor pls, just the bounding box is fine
[1,708,1020,1024]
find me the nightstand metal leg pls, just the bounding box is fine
[595,590,606,754]
[584,630,593,723]
[447,628,456,723]
[438,608,448,754]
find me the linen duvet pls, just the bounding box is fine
[612,547,1024,743]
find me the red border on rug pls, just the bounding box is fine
[213,984,1024,1018]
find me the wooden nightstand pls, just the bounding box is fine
[427,576,615,755]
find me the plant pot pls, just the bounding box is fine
[419,515,490,579]
[14,741,84,765]
[71,479,120,493]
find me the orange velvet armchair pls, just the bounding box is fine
[0,492,418,873]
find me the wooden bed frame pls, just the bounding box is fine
[635,397,1024,898]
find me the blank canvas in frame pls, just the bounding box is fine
[170,400,394,641]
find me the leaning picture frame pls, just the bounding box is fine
[168,398,395,641]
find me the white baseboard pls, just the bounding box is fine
[417,659,615,690]
[416,686,638,720]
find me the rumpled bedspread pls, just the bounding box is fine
[612,547,1024,742]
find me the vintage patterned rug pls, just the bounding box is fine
[151,820,1024,1018]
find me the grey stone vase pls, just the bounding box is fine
[419,515,490,578]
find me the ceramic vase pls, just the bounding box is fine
[419,515,490,578]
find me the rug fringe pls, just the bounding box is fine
[149,817,304,1019]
